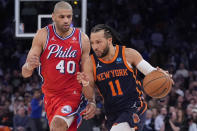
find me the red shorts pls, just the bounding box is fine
[44,94,81,131]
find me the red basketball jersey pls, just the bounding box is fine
[39,24,82,97]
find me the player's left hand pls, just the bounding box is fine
[83,102,96,120]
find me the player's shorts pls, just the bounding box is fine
[105,102,147,131]
[44,94,87,131]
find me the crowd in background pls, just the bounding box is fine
[0,0,197,131]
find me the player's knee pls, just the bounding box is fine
[50,117,68,131]
[110,122,134,131]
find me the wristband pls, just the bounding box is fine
[88,101,96,108]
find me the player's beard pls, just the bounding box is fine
[56,23,70,33]
[97,42,110,58]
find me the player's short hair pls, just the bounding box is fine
[53,1,73,13]
[91,24,122,45]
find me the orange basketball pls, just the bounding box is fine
[143,70,172,99]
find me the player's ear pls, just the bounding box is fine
[107,37,112,45]
[52,13,55,21]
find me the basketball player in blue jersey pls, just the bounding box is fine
[77,24,172,131]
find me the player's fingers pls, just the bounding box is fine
[30,57,39,63]
[31,55,39,59]
[84,108,95,120]
[171,79,175,85]
[84,113,95,120]
[85,105,96,116]
[169,74,172,78]
[29,61,40,67]
[156,66,161,70]
[77,72,81,75]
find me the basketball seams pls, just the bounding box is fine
[145,76,168,96]
[152,76,171,98]
[143,75,167,88]
[143,71,172,98]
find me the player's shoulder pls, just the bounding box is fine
[35,27,48,38]
[124,47,139,57]
[32,27,48,47]
[124,47,142,65]
[80,32,90,50]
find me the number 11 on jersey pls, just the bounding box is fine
[108,80,123,96]
[56,60,76,74]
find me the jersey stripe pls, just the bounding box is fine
[52,24,75,40]
[91,55,97,81]
[43,26,50,51]
[98,45,119,64]
[38,65,44,83]
[79,30,82,53]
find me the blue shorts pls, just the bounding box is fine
[105,109,146,131]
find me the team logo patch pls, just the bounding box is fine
[132,113,140,123]
[61,105,72,114]
[116,57,123,64]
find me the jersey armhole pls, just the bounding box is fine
[79,30,82,54]
[122,46,136,79]
[43,26,50,51]
[90,55,97,81]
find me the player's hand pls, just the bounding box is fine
[77,72,89,86]
[156,67,174,85]
[26,55,40,70]
[83,102,96,120]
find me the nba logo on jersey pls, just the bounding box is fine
[61,105,72,114]
[116,57,123,64]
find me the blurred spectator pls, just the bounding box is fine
[143,109,155,131]
[13,106,29,131]
[29,89,43,131]
[154,107,167,131]
[188,116,197,131]
[160,111,180,131]
[176,109,184,125]
[174,63,189,78]
[151,30,164,47]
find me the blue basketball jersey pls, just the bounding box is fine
[91,45,147,115]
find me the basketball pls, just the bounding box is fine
[143,70,172,99]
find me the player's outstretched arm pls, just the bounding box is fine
[78,32,96,120]
[22,28,47,78]
[125,48,156,75]
[125,48,173,82]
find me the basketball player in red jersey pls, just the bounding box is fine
[77,24,173,131]
[22,1,96,131]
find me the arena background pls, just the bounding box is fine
[0,0,197,131]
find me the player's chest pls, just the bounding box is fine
[45,42,81,60]
[95,63,129,82]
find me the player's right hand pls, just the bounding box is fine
[156,67,174,85]
[77,72,89,86]
[26,55,40,70]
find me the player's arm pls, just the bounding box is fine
[78,32,96,120]
[125,48,156,75]
[80,32,95,102]
[22,28,47,78]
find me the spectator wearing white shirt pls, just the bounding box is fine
[154,107,167,131]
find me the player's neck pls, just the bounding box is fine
[101,46,116,61]
[55,27,73,38]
